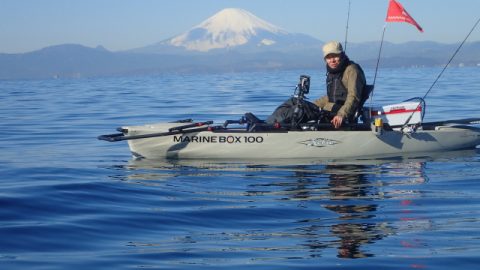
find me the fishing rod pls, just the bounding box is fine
[400,16,480,132]
[372,25,387,88]
[344,0,351,52]
[368,22,388,118]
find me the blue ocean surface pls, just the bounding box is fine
[1,67,480,269]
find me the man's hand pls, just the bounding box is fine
[331,115,344,129]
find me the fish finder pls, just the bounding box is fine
[295,75,310,99]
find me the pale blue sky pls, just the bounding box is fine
[1,0,479,53]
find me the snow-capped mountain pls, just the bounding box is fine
[133,8,322,53]
[170,8,287,51]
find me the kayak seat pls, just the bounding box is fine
[354,84,374,124]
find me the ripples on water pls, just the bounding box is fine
[1,68,480,269]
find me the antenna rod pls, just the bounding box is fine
[344,0,351,52]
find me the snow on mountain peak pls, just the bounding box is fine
[197,8,284,36]
[169,8,287,52]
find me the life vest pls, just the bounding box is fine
[326,62,368,117]
[326,71,348,108]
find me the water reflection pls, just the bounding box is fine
[108,150,475,262]
[324,164,380,258]
[274,163,396,259]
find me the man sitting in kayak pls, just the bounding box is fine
[266,41,368,129]
[314,41,367,129]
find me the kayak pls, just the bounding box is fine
[98,74,480,160]
[98,114,480,160]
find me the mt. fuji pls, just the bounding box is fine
[134,8,322,53]
[170,8,287,51]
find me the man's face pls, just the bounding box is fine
[325,54,341,69]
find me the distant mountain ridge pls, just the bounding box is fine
[1,8,479,80]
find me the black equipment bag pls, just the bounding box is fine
[266,97,321,127]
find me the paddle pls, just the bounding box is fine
[98,121,214,142]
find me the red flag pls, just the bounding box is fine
[386,0,423,32]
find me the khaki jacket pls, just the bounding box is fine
[314,63,366,119]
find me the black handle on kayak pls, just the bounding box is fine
[169,121,213,132]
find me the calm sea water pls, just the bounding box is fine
[1,67,480,269]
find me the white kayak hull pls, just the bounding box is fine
[118,122,480,160]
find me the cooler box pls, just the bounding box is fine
[369,101,423,127]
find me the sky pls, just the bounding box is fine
[1,0,479,53]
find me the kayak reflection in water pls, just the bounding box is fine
[323,164,382,258]
[282,163,391,258]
